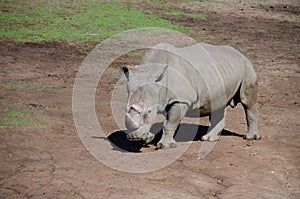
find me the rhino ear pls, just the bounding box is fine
[153,64,168,82]
[119,66,129,80]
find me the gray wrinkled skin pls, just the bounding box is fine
[121,43,261,149]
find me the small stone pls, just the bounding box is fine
[217,179,223,184]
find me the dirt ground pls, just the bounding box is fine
[1,1,299,198]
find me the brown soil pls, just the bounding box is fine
[0,2,299,198]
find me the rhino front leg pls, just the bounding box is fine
[201,108,225,142]
[157,103,188,149]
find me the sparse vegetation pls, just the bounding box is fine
[0,109,48,128]
[0,109,29,128]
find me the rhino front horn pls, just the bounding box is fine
[125,112,139,130]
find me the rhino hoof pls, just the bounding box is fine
[244,133,261,140]
[201,135,219,142]
[157,141,177,149]
[145,133,155,144]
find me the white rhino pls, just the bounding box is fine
[120,43,261,149]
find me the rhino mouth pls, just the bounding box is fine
[127,131,155,144]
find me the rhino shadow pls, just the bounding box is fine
[149,122,243,144]
[106,123,243,152]
[106,131,145,153]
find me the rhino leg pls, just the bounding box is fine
[201,108,225,142]
[240,81,261,140]
[242,103,261,140]
[157,103,188,149]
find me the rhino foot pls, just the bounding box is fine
[244,133,261,140]
[157,140,177,149]
[201,135,219,142]
[144,132,155,144]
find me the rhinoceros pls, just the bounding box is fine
[120,43,261,149]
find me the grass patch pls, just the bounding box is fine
[0,109,46,128]
[0,117,29,128]
[0,81,58,91]
[0,1,184,44]
[5,109,27,117]
[165,11,208,21]
[0,109,29,128]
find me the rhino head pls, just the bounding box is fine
[120,64,168,143]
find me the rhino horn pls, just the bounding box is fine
[125,112,139,130]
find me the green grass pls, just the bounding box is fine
[0,117,29,128]
[0,109,46,128]
[0,82,58,91]
[0,109,29,128]
[0,1,184,44]
[165,11,208,21]
[5,109,27,117]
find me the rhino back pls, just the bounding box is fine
[142,43,255,113]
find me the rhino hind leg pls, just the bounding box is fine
[157,103,188,149]
[240,80,261,140]
[201,108,225,142]
[243,103,261,140]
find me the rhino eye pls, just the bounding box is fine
[148,110,151,113]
